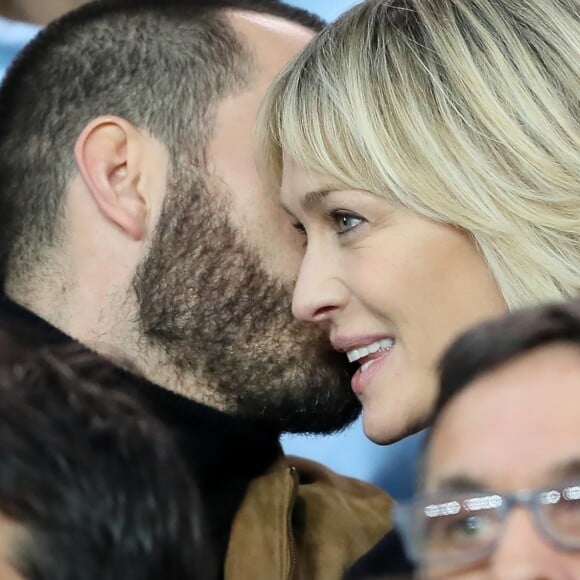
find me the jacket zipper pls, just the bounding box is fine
[286,466,299,580]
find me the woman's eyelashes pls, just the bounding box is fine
[292,221,308,247]
[328,209,366,235]
[292,221,307,235]
[291,210,367,243]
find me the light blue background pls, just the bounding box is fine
[294,0,358,20]
[0,16,40,81]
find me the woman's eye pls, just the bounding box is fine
[331,211,364,234]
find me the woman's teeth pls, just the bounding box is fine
[346,338,394,363]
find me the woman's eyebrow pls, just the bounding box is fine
[302,188,333,208]
[280,189,332,215]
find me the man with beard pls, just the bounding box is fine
[0,0,393,578]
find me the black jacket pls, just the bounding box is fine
[344,529,415,578]
[0,296,281,578]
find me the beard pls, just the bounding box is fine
[132,163,360,434]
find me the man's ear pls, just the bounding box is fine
[74,116,149,241]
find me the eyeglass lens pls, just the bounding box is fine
[420,484,580,568]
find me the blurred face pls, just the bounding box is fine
[280,160,505,443]
[425,343,580,578]
[2,0,93,25]
[133,14,360,432]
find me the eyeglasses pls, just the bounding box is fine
[394,480,580,572]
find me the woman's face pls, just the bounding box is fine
[280,159,506,443]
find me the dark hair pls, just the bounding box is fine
[0,341,213,580]
[434,297,580,418]
[0,0,323,281]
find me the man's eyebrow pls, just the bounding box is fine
[430,474,487,494]
[546,458,580,483]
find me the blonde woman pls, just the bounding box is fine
[258,0,579,443]
[258,0,579,572]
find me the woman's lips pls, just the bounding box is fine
[350,348,393,395]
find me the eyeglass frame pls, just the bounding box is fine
[394,479,580,570]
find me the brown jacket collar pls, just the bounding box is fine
[226,454,393,579]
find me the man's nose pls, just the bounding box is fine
[490,508,570,580]
[291,245,349,323]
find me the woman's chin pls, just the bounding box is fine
[361,396,432,445]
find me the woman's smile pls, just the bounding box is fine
[351,346,394,396]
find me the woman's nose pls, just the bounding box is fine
[291,246,349,323]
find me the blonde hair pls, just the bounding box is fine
[257,0,580,310]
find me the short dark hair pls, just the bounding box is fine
[434,297,580,419]
[0,0,323,282]
[0,342,213,580]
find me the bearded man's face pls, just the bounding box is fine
[133,163,360,433]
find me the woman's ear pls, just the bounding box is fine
[74,116,148,241]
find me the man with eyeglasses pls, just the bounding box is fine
[395,296,580,578]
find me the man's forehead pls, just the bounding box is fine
[425,343,580,489]
[225,10,315,45]
[436,342,580,420]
